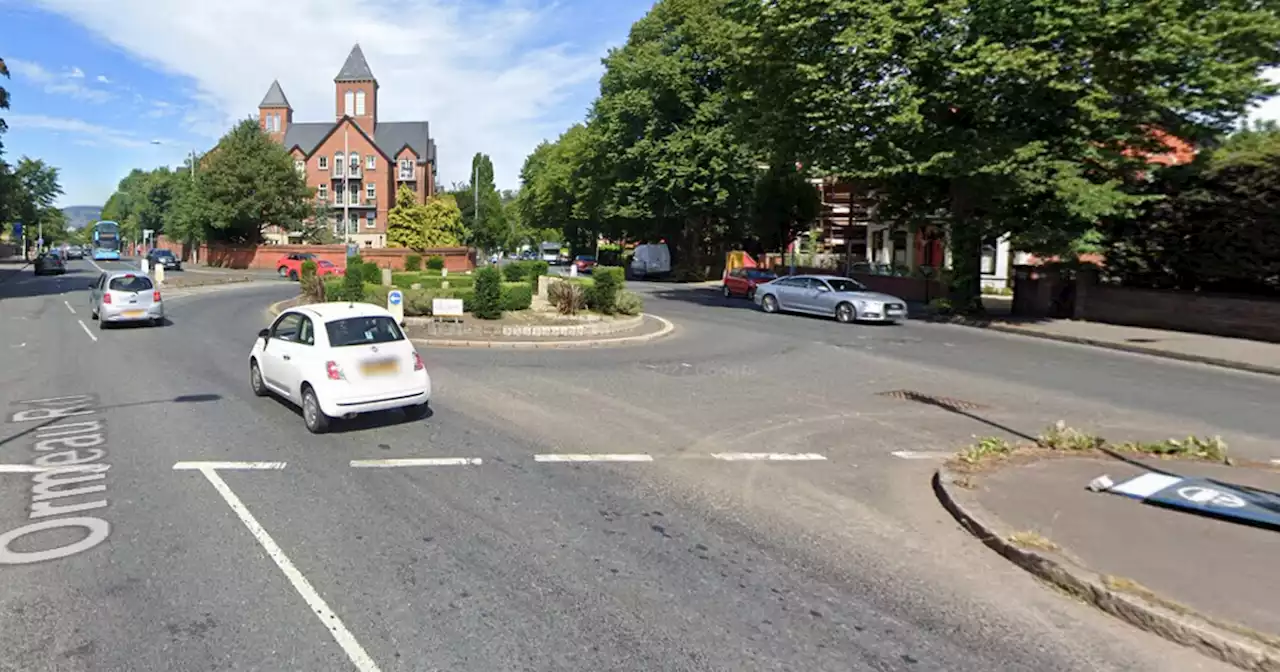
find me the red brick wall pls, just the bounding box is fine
[1080,283,1280,343]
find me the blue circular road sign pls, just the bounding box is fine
[388,290,403,305]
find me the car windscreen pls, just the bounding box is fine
[826,278,867,293]
[317,260,335,267]
[746,270,775,280]
[325,316,405,347]
[153,250,174,257]
[109,275,154,292]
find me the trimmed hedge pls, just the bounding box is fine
[587,266,624,314]
[426,256,445,271]
[500,282,533,311]
[472,267,502,319]
[324,280,531,316]
[404,254,422,271]
[391,272,475,290]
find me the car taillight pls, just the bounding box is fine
[102,294,112,304]
[326,361,342,380]
[153,290,162,301]
[413,352,424,371]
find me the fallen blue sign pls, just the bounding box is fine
[1101,471,1280,532]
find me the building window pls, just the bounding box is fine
[274,114,281,132]
[349,154,360,172]
[333,152,344,176]
[980,238,999,276]
[398,158,414,178]
[365,155,376,170]
[317,184,327,200]
[294,159,305,174]
[355,90,366,116]
[318,156,328,170]
[348,213,359,235]
[365,183,376,201]
[334,184,344,203]
[350,190,359,205]
[344,90,355,117]
[366,212,376,229]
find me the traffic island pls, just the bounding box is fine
[405,312,674,349]
[935,426,1280,671]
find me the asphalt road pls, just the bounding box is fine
[0,260,1253,671]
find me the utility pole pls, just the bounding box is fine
[343,129,351,246]
[473,160,481,259]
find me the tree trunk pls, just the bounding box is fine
[948,179,985,315]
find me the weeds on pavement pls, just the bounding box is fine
[949,421,1229,469]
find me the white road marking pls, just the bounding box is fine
[10,343,24,348]
[890,450,953,460]
[0,465,49,473]
[710,452,828,461]
[351,457,483,468]
[188,466,381,672]
[63,300,76,314]
[534,453,654,463]
[172,461,286,470]
[77,320,97,342]
[87,258,105,272]
[1272,459,1280,465]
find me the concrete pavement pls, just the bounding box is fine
[0,263,1256,670]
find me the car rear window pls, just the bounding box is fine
[746,270,775,279]
[109,275,154,292]
[325,316,405,347]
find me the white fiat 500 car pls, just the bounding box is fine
[249,302,431,433]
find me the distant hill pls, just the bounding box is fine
[61,206,102,230]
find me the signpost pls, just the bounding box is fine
[387,289,404,324]
[431,298,464,321]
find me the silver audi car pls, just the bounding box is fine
[88,271,165,328]
[753,274,908,324]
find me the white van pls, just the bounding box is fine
[629,243,671,279]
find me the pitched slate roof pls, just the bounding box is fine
[258,80,290,109]
[282,122,334,154]
[281,118,433,165]
[334,44,375,82]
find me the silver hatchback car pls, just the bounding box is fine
[89,271,165,328]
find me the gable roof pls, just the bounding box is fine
[283,118,433,164]
[282,122,333,155]
[259,80,291,109]
[334,44,376,82]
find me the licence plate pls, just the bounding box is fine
[360,359,399,376]
[123,310,145,317]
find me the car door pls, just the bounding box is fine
[88,273,105,312]
[276,316,315,400]
[769,277,802,310]
[806,278,840,315]
[260,313,304,396]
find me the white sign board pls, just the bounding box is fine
[140,258,149,274]
[432,298,464,318]
[387,289,404,324]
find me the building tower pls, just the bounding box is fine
[334,44,378,133]
[257,79,291,143]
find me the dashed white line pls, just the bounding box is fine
[63,300,76,314]
[87,258,106,272]
[890,450,953,460]
[534,453,654,463]
[351,457,482,468]
[186,465,381,672]
[77,319,98,342]
[172,461,286,470]
[710,452,827,461]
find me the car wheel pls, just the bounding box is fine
[761,294,779,313]
[277,265,289,277]
[722,285,732,298]
[289,270,299,281]
[302,385,330,434]
[835,302,856,324]
[404,402,430,421]
[249,361,268,397]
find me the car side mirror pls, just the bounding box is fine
[817,286,831,292]
[258,328,270,339]
[88,283,95,289]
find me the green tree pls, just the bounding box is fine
[742,0,1280,311]
[388,185,466,249]
[457,153,509,252]
[0,55,9,150]
[196,118,312,243]
[13,157,63,237]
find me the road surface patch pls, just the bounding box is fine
[177,462,381,671]
[890,450,953,460]
[351,457,483,468]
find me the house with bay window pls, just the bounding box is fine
[257,44,437,247]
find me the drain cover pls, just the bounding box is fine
[877,389,990,411]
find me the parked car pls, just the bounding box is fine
[89,271,164,328]
[573,255,597,274]
[313,259,345,277]
[275,253,319,280]
[249,302,431,433]
[722,268,777,299]
[65,245,84,260]
[33,252,66,276]
[146,248,182,271]
[753,274,908,324]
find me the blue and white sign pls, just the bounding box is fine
[387,289,404,324]
[12,223,21,239]
[1100,471,1280,532]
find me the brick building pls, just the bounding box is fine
[257,44,437,248]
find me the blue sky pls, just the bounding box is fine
[3,0,1279,209]
[1,0,655,207]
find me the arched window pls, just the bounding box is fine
[355,90,366,116]
[344,90,355,116]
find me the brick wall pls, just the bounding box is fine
[1076,270,1280,342]
[153,237,474,272]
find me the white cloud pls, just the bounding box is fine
[28,0,612,190]
[96,74,111,84]
[6,58,113,103]
[6,113,154,148]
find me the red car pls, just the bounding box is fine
[573,255,597,274]
[276,253,343,280]
[723,267,777,299]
